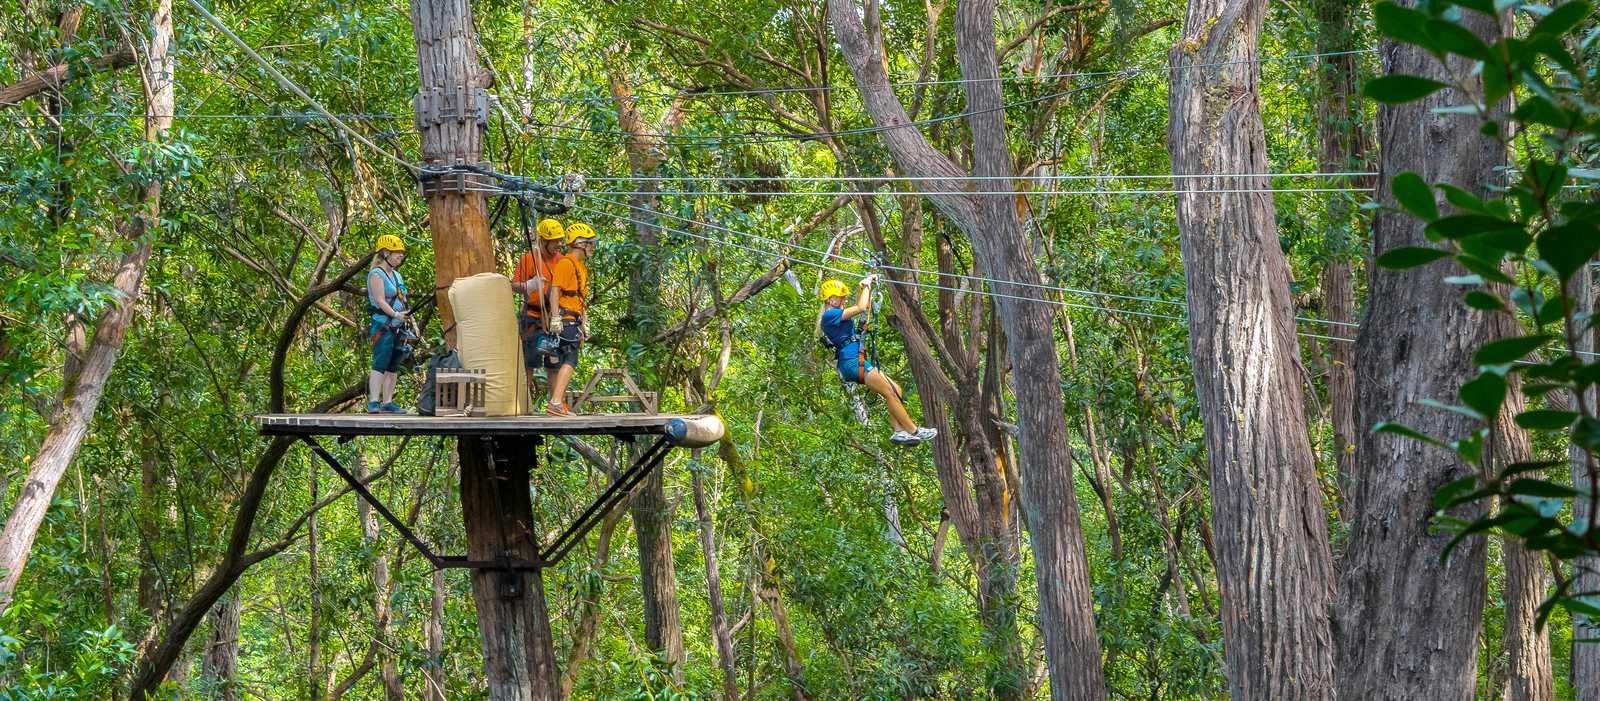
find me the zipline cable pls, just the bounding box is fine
[181,0,423,174]
[573,186,1375,197]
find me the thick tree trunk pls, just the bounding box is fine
[1574,268,1600,700]
[200,588,240,701]
[828,3,1106,696]
[1313,0,1368,505]
[1333,7,1507,698]
[409,1,557,697]
[0,0,171,617]
[693,467,740,701]
[1166,0,1337,695]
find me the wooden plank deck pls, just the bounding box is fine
[256,413,723,446]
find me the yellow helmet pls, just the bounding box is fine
[537,218,566,241]
[375,234,405,254]
[820,279,850,299]
[566,222,596,244]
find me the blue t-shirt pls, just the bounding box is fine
[820,307,861,358]
[368,267,408,326]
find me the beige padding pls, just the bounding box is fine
[447,273,530,416]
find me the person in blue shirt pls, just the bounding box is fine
[817,274,937,446]
[366,235,410,414]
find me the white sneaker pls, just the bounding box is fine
[890,430,919,445]
[914,427,938,441]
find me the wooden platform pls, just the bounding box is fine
[256,413,724,448]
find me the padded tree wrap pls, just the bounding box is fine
[447,273,529,416]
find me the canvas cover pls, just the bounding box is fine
[446,273,530,416]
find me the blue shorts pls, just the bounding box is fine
[836,353,875,385]
[369,321,403,373]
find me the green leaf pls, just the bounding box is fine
[1454,254,1516,284]
[1428,214,1524,239]
[1434,475,1481,509]
[1573,416,1600,451]
[1474,334,1553,364]
[1484,63,1513,105]
[1392,172,1439,220]
[1500,459,1566,478]
[1373,421,1448,448]
[1516,409,1579,429]
[1426,19,1494,58]
[1461,371,1508,418]
[1376,2,1443,47]
[1536,221,1600,282]
[1463,290,1505,310]
[1507,478,1581,497]
[1532,0,1591,38]
[1365,75,1453,104]
[1439,184,1490,213]
[1377,246,1453,269]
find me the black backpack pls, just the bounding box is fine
[415,348,463,416]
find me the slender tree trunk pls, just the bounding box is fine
[1167,0,1337,695]
[199,588,241,701]
[560,484,629,699]
[357,450,404,701]
[309,466,323,701]
[1574,267,1600,700]
[0,0,172,617]
[610,69,688,677]
[1334,6,1507,697]
[828,3,1106,695]
[758,550,809,701]
[693,466,740,701]
[1313,0,1367,507]
[426,569,447,701]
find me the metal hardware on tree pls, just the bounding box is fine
[412,85,490,128]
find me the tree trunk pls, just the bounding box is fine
[409,0,558,697]
[0,0,171,617]
[758,552,809,701]
[1334,6,1507,697]
[1166,0,1337,695]
[610,69,689,677]
[693,466,740,701]
[357,450,404,701]
[1573,267,1600,700]
[200,587,240,701]
[1313,0,1368,507]
[828,3,1106,696]
[309,465,323,701]
[426,568,447,701]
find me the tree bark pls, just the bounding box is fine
[1166,0,1337,695]
[693,465,740,701]
[426,568,447,701]
[1334,6,1508,698]
[1313,0,1368,508]
[409,0,558,697]
[609,68,689,677]
[200,587,240,701]
[1573,268,1600,700]
[828,2,1106,696]
[357,450,404,701]
[0,0,171,617]
[0,46,135,109]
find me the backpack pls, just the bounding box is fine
[415,348,463,416]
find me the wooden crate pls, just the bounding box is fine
[434,369,488,417]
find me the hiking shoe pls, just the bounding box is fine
[914,427,939,442]
[546,402,576,418]
[890,430,920,446]
[366,401,382,414]
[379,402,407,414]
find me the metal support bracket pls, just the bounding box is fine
[299,435,537,572]
[541,434,672,565]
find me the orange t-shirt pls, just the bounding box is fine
[550,256,589,317]
[511,250,564,313]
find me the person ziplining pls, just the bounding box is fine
[817,274,938,446]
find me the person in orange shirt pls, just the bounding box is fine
[511,218,567,376]
[544,222,594,417]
